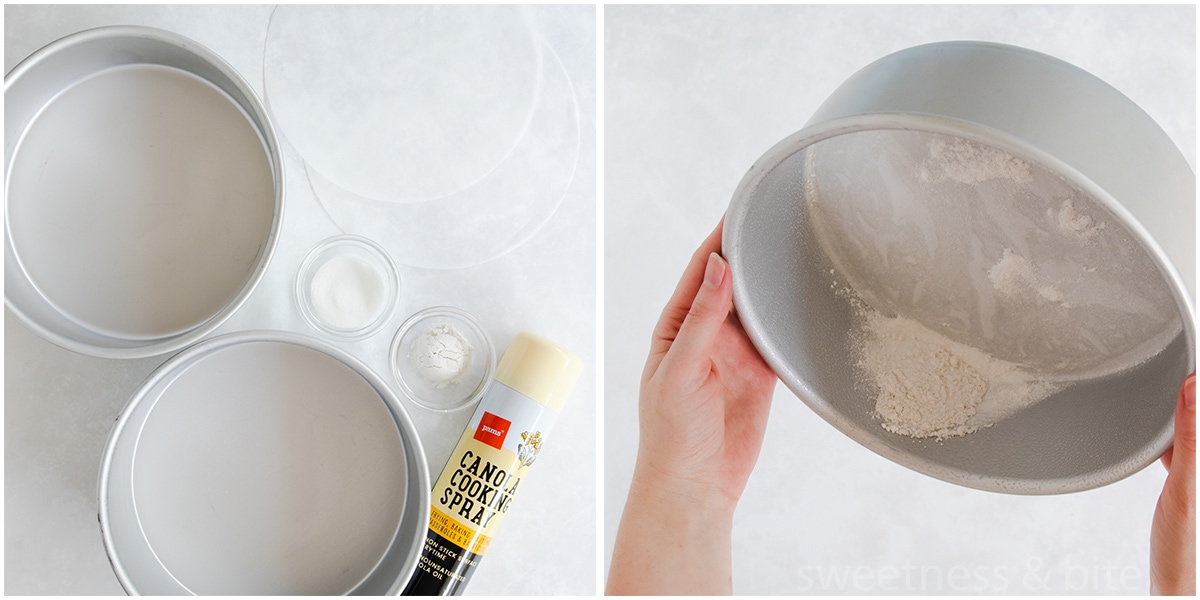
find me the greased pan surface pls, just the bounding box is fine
[4,26,283,358]
[99,331,430,595]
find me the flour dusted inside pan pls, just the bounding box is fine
[807,130,1182,437]
[848,293,1058,440]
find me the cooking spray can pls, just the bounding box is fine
[401,332,583,596]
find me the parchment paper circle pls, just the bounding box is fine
[264,5,579,269]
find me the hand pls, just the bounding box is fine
[1150,373,1196,595]
[607,219,777,595]
[637,217,778,507]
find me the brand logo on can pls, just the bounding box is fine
[474,412,511,450]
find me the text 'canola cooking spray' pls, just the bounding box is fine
[402,331,583,595]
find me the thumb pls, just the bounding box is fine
[1152,373,1197,596]
[664,252,733,373]
[1164,373,1196,497]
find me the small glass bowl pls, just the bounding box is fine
[390,306,495,412]
[295,235,399,341]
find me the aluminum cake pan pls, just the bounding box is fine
[5,26,284,358]
[99,331,431,594]
[724,41,1195,494]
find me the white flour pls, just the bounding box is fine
[409,324,472,388]
[861,310,987,438]
[858,308,1057,440]
[987,248,1069,306]
[310,254,385,329]
[1050,198,1105,239]
[919,135,1033,185]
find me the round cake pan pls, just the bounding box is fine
[99,331,430,595]
[724,41,1195,494]
[4,26,284,358]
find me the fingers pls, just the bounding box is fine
[662,252,734,375]
[649,218,726,359]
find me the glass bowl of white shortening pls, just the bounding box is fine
[295,234,400,341]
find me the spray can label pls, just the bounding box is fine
[406,382,557,593]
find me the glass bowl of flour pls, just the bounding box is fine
[295,235,400,341]
[390,306,495,412]
[723,42,1194,494]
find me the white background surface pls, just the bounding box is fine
[604,4,1195,595]
[5,4,596,595]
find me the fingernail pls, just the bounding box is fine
[1184,373,1195,410]
[703,252,725,289]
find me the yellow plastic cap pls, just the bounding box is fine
[494,332,583,413]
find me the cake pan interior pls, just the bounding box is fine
[727,127,1192,494]
[100,333,430,595]
[4,26,282,357]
